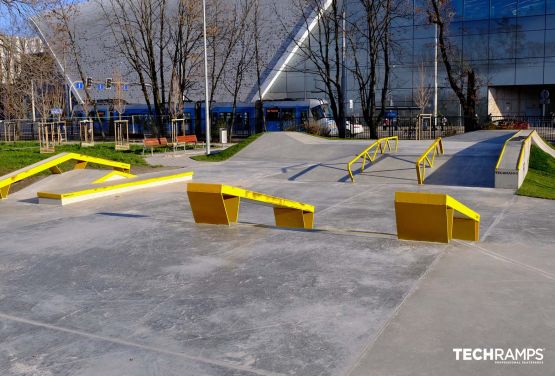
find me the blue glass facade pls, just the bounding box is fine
[387,0,555,116]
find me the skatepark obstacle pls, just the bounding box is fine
[0,152,131,199]
[395,191,480,243]
[495,130,555,189]
[187,183,315,229]
[38,171,194,205]
[416,137,444,184]
[347,136,399,182]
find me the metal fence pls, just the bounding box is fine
[489,116,555,141]
[2,115,554,142]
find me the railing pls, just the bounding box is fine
[415,137,444,184]
[517,131,537,170]
[347,136,398,182]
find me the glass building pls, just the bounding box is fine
[262,0,555,119]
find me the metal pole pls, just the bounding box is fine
[202,0,211,155]
[341,9,347,138]
[31,80,36,122]
[434,23,438,128]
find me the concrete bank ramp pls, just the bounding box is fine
[425,130,516,188]
[495,129,555,189]
[235,131,516,187]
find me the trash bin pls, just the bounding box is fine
[220,128,228,144]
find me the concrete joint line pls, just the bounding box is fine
[455,241,555,282]
[480,195,517,242]
[0,312,282,376]
[343,246,451,376]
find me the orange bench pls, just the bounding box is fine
[143,137,168,155]
[175,134,203,150]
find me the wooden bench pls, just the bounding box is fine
[143,137,169,155]
[395,192,480,243]
[174,135,203,150]
[187,183,315,229]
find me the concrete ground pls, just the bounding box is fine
[0,131,553,375]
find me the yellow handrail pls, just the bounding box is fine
[347,136,398,182]
[415,137,444,184]
[495,130,523,170]
[517,130,536,170]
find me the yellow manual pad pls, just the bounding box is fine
[187,183,315,229]
[0,152,131,199]
[394,191,480,243]
[38,171,193,205]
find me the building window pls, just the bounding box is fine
[464,0,489,20]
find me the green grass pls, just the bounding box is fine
[517,145,555,200]
[191,133,264,162]
[0,141,150,176]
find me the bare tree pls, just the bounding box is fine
[43,0,108,137]
[426,0,479,132]
[99,0,168,136]
[415,61,432,114]
[223,0,255,137]
[285,0,347,137]
[112,68,126,119]
[347,0,407,138]
[252,0,266,132]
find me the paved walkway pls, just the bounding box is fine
[0,131,553,375]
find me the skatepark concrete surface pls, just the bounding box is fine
[0,131,553,375]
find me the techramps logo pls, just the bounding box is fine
[453,348,544,365]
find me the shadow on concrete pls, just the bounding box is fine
[424,133,513,188]
[97,212,149,219]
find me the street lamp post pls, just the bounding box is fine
[434,23,438,129]
[202,0,211,155]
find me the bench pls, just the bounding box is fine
[143,137,169,155]
[0,152,131,199]
[38,170,194,205]
[187,183,315,229]
[174,135,203,150]
[395,192,480,243]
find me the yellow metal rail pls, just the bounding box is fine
[347,136,398,182]
[517,130,536,170]
[0,152,131,199]
[415,137,444,184]
[395,191,480,243]
[494,130,523,170]
[187,183,315,229]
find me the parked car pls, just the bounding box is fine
[346,121,364,137]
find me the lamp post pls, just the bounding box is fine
[202,0,211,155]
[433,23,438,129]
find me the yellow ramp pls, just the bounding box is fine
[187,183,315,229]
[0,152,131,199]
[395,191,480,243]
[38,171,193,205]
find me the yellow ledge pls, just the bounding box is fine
[38,171,193,205]
[187,183,315,229]
[395,191,480,243]
[0,152,131,199]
